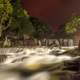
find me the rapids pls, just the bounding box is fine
[0,47,79,80]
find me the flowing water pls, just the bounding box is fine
[0,47,80,80]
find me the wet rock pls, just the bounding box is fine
[64,57,80,71]
[62,48,80,57]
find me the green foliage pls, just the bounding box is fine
[0,0,13,37]
[0,0,34,37]
[30,17,52,39]
[12,0,29,17]
[19,17,34,35]
[54,24,73,39]
[65,16,80,34]
[10,0,34,37]
[0,0,13,15]
[0,0,52,47]
[0,0,34,47]
[10,17,34,36]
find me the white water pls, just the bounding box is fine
[0,47,79,80]
[0,47,79,65]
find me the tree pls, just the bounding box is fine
[65,16,80,34]
[0,0,34,37]
[0,0,34,47]
[30,17,52,39]
[9,0,34,38]
[54,24,74,39]
[0,0,13,37]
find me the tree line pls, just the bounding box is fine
[0,0,52,47]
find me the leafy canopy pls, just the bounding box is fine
[0,0,13,37]
[30,17,52,39]
[65,16,80,34]
[0,0,34,38]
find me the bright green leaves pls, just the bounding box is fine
[6,2,13,14]
[65,16,80,34]
[0,0,13,16]
[0,0,13,38]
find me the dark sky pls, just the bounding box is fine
[22,0,80,31]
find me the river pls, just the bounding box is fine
[0,47,79,80]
